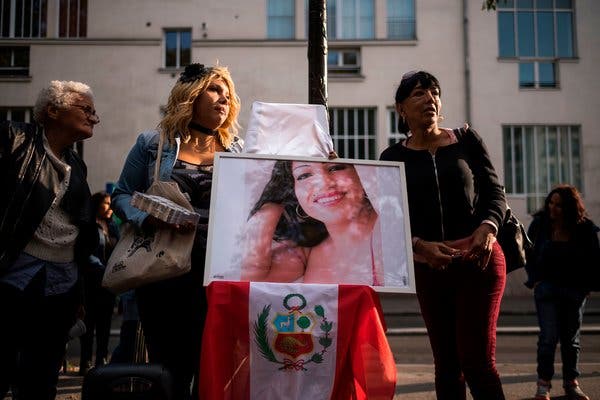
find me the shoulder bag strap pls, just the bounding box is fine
[153,132,165,183]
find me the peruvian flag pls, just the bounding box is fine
[199,281,396,400]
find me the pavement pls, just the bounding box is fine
[385,293,600,399]
[4,293,600,399]
[379,292,600,335]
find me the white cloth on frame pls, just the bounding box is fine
[243,101,334,157]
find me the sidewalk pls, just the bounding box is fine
[393,362,600,399]
[379,292,600,315]
[379,292,600,335]
[47,362,600,400]
[6,294,600,400]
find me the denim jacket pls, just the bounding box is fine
[112,130,242,229]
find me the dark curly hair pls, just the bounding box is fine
[538,184,588,229]
[249,160,329,247]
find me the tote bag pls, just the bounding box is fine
[102,133,195,294]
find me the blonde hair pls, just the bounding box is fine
[33,80,94,125]
[158,65,241,148]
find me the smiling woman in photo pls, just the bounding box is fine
[240,160,383,286]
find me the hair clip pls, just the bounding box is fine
[179,63,212,83]
[401,70,418,82]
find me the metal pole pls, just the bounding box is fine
[308,0,328,109]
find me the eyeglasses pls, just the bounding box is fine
[72,104,98,119]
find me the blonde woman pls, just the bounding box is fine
[112,63,242,398]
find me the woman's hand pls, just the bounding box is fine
[445,224,496,270]
[413,239,463,271]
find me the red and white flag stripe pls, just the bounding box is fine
[200,281,396,400]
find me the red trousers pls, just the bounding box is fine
[415,241,506,400]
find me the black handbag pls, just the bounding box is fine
[497,207,533,273]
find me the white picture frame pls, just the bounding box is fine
[204,153,415,293]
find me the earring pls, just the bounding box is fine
[295,204,309,219]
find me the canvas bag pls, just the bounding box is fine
[453,127,532,273]
[102,133,195,294]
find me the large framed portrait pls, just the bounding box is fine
[204,153,415,293]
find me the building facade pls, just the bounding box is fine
[1,0,598,293]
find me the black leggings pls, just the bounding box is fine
[136,266,207,399]
[0,269,79,400]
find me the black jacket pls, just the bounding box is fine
[380,127,506,243]
[525,215,600,291]
[0,121,98,273]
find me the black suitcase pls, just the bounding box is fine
[81,363,173,400]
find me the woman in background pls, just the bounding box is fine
[79,191,119,375]
[526,185,599,400]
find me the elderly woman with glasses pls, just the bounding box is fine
[0,80,100,400]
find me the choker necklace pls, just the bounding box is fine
[188,121,217,136]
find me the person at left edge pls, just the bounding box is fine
[111,63,242,399]
[0,80,100,400]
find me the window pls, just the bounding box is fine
[58,0,87,38]
[386,0,415,40]
[327,0,374,40]
[503,124,582,213]
[164,29,191,68]
[328,107,377,160]
[267,0,294,39]
[0,0,47,38]
[328,48,360,76]
[0,46,29,76]
[497,0,575,88]
[0,107,33,122]
[387,107,406,146]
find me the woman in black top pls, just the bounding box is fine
[526,185,599,400]
[380,70,507,399]
[112,63,242,399]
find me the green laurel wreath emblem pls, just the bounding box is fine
[253,293,333,371]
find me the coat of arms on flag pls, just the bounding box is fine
[200,281,397,399]
[254,293,333,370]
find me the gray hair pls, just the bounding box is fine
[33,80,94,125]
